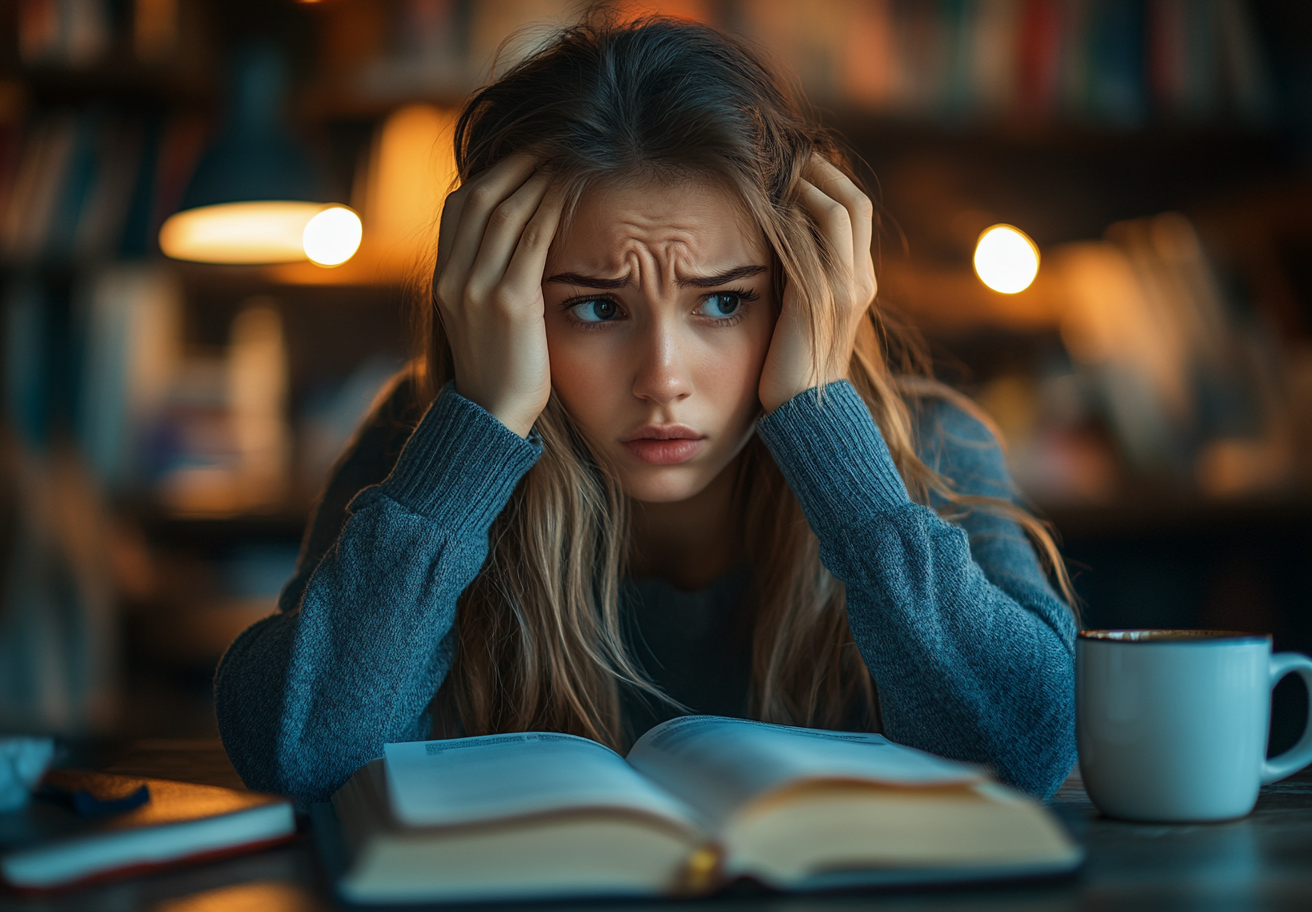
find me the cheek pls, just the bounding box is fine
[699,328,765,387]
[544,322,620,421]
[720,307,775,378]
[688,312,776,423]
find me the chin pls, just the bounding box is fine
[617,467,715,504]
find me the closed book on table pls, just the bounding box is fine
[0,770,296,891]
[318,715,1082,904]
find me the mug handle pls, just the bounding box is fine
[1262,652,1312,784]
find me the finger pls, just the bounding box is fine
[805,157,874,271]
[501,180,566,296]
[434,187,467,279]
[798,177,854,280]
[435,154,538,292]
[465,172,553,301]
[438,153,537,280]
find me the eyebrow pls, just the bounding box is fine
[544,265,768,290]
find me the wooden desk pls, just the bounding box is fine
[7,741,1312,911]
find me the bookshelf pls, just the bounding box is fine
[1,0,1310,740]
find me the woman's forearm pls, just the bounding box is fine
[822,506,1076,797]
[756,382,1077,798]
[214,387,541,805]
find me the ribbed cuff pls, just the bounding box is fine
[380,385,542,529]
[756,380,909,525]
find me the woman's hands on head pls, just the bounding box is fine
[433,153,873,432]
[433,154,564,438]
[758,157,877,414]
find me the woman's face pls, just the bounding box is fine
[542,176,777,503]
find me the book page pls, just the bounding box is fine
[383,733,701,831]
[626,716,983,825]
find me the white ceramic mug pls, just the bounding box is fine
[1077,629,1312,822]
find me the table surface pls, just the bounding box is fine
[6,741,1312,912]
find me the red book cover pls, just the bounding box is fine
[1018,0,1062,117]
[1,770,296,892]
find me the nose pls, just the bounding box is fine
[630,319,692,406]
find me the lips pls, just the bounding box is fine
[620,425,705,465]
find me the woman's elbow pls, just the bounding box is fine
[214,616,322,801]
[993,702,1077,800]
[1005,739,1077,800]
[217,697,342,805]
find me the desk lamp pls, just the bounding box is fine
[159,44,361,267]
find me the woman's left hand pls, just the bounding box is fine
[758,157,877,414]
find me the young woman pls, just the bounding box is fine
[215,16,1078,805]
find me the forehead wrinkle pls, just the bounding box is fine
[548,178,769,291]
[595,230,694,292]
[654,238,694,289]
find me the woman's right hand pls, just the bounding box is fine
[432,154,563,438]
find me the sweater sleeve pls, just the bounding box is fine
[214,385,540,805]
[755,381,1076,798]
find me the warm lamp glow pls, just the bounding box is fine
[302,206,363,266]
[367,105,459,266]
[974,225,1040,294]
[159,202,362,266]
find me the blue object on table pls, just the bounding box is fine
[36,782,150,818]
[0,737,55,812]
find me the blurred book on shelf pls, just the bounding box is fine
[0,107,208,267]
[17,0,114,69]
[146,298,292,517]
[17,0,195,71]
[311,0,1277,128]
[76,266,183,492]
[828,0,1273,124]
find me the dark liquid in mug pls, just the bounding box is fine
[1079,629,1269,644]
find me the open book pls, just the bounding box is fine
[318,716,1081,903]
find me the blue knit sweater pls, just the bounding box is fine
[214,378,1077,804]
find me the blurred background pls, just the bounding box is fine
[1,0,1310,760]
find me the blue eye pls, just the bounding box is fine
[571,299,621,323]
[697,292,741,319]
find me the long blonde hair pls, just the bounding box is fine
[415,15,1074,749]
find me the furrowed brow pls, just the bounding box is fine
[676,265,768,288]
[544,265,768,290]
[544,272,632,290]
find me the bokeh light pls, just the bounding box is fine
[160,201,326,264]
[973,225,1040,294]
[159,202,362,267]
[302,206,363,267]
